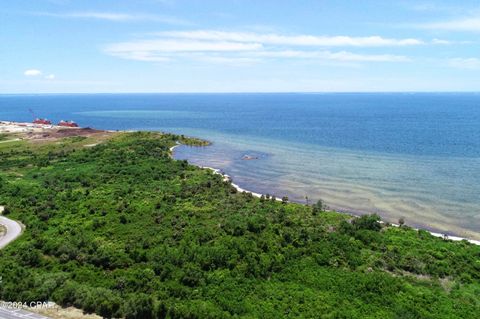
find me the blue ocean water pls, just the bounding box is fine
[1,93,479,238]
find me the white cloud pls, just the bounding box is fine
[107,50,172,62]
[105,40,263,62]
[318,51,409,62]
[24,69,42,76]
[406,3,460,13]
[410,3,438,12]
[156,30,424,47]
[419,17,480,32]
[24,69,57,79]
[431,38,451,44]
[106,39,262,53]
[69,12,139,21]
[33,11,191,25]
[250,50,409,62]
[104,30,414,66]
[196,56,261,65]
[448,58,480,69]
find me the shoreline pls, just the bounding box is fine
[1,121,479,246]
[171,144,480,246]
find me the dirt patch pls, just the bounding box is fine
[29,305,102,319]
[26,128,106,141]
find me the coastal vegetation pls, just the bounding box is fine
[0,131,479,318]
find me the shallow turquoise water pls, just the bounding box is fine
[1,93,479,238]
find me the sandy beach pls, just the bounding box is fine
[171,143,480,246]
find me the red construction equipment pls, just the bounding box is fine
[33,118,52,125]
[58,120,79,127]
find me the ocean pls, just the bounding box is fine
[1,93,479,239]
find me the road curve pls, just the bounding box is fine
[0,207,22,250]
[0,207,51,319]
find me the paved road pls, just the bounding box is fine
[0,212,22,249]
[0,209,50,319]
[0,306,51,319]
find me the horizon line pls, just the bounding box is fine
[1,91,480,96]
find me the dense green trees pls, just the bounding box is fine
[0,131,479,318]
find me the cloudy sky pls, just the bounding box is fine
[2,0,480,93]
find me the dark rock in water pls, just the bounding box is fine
[242,154,259,160]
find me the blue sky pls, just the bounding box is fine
[2,0,480,93]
